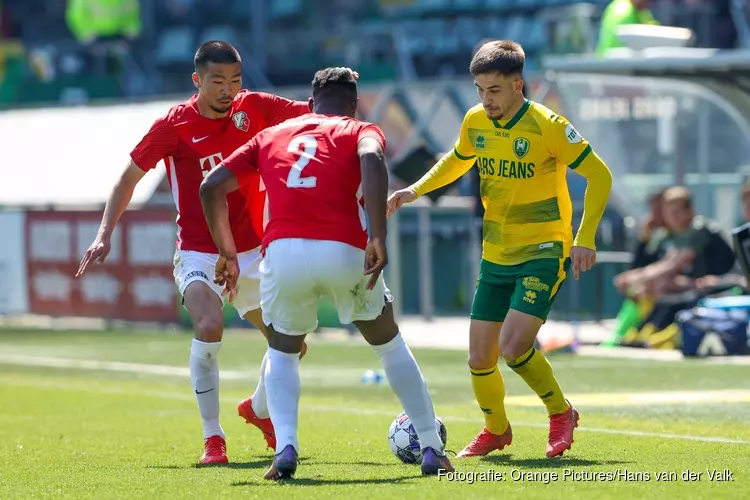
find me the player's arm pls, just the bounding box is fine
[359,137,389,242]
[568,149,612,250]
[359,132,390,289]
[410,113,476,197]
[548,117,613,250]
[199,140,258,259]
[98,161,146,238]
[76,115,175,277]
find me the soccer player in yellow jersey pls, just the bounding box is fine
[388,40,612,458]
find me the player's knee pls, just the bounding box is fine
[498,336,528,363]
[267,327,306,354]
[467,349,496,370]
[194,315,223,342]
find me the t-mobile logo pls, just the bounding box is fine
[198,153,224,177]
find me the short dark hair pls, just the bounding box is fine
[194,41,241,72]
[469,40,525,77]
[311,67,358,102]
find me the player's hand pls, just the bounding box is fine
[570,246,596,281]
[364,238,388,290]
[215,255,240,303]
[75,235,111,278]
[386,188,417,217]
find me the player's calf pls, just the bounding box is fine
[356,303,449,460]
[263,324,304,474]
[184,282,228,460]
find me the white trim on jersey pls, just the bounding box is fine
[259,176,270,230]
[166,156,183,249]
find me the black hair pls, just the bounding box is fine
[469,40,525,77]
[311,67,358,104]
[194,41,241,73]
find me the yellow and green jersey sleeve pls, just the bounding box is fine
[543,114,612,250]
[542,114,593,170]
[410,106,479,197]
[454,109,477,160]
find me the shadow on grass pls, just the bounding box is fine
[480,454,630,468]
[148,456,404,471]
[301,461,402,467]
[232,475,419,486]
[146,459,271,471]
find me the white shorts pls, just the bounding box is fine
[173,248,262,317]
[260,238,393,335]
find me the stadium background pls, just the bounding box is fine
[0,0,749,331]
[3,2,750,498]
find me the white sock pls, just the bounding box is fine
[250,351,269,418]
[265,347,301,454]
[190,339,224,440]
[371,333,443,451]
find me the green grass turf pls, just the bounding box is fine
[0,329,748,499]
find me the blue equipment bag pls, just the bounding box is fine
[676,307,750,357]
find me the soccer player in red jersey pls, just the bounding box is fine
[75,41,313,465]
[200,67,456,479]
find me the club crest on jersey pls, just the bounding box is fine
[232,111,249,132]
[513,137,530,159]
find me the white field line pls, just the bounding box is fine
[576,346,750,364]
[1,354,750,446]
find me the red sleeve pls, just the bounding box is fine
[222,137,260,188]
[357,123,387,152]
[130,114,178,171]
[257,92,310,126]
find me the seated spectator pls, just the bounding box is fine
[606,188,666,345]
[612,186,737,348]
[631,188,667,269]
[741,180,750,223]
[617,186,735,299]
[693,181,750,290]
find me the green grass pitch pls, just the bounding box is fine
[1,329,748,499]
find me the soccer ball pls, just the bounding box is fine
[388,411,447,464]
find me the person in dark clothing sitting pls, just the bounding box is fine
[631,188,666,270]
[613,186,736,348]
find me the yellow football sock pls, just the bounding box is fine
[469,365,509,434]
[507,347,568,416]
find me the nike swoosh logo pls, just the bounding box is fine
[192,136,209,143]
[195,388,214,395]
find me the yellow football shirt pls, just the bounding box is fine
[443,100,593,266]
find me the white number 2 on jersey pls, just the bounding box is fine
[285,133,366,230]
[287,135,318,188]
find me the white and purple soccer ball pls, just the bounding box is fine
[388,411,447,464]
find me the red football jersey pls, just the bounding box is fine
[221,113,387,252]
[130,90,309,253]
